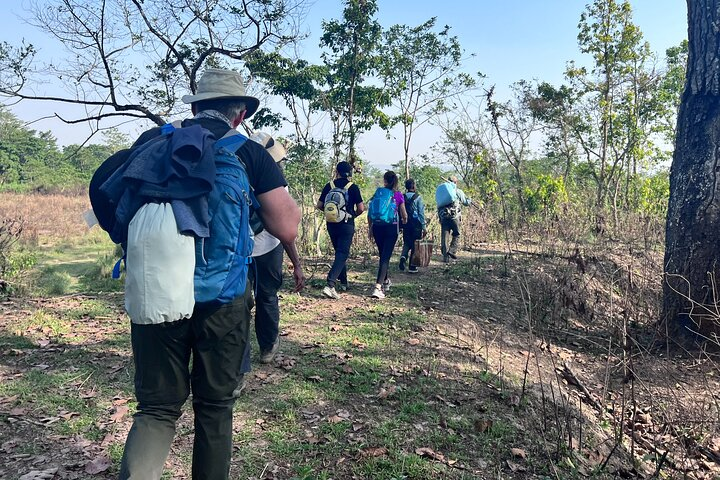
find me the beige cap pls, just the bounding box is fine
[250,131,287,163]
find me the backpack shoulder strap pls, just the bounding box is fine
[216,128,248,154]
[330,180,336,189]
[406,192,419,208]
[344,181,353,190]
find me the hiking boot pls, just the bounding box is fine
[232,377,247,398]
[259,338,280,364]
[338,283,349,292]
[322,286,340,299]
[408,265,418,274]
[399,256,407,271]
[382,278,392,293]
[370,286,385,299]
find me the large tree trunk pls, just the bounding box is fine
[662,0,720,340]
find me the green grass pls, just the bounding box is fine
[36,267,74,295]
[30,234,123,295]
[16,309,70,337]
[0,368,110,440]
[62,298,116,320]
[0,333,39,349]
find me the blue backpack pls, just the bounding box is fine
[368,187,397,224]
[435,181,457,208]
[194,130,255,305]
[93,123,255,308]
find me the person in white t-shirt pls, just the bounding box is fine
[235,133,305,395]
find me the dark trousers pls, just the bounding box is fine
[440,216,460,257]
[240,243,284,373]
[326,221,355,287]
[119,288,253,480]
[400,227,422,266]
[372,223,399,283]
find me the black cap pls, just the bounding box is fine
[336,161,353,177]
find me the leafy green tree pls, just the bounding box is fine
[567,0,653,228]
[655,40,688,143]
[524,174,569,218]
[0,107,62,190]
[526,82,580,184]
[378,18,476,179]
[318,0,389,166]
[486,82,540,216]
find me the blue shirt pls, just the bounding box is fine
[404,191,426,228]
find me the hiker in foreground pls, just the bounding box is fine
[435,175,471,263]
[367,170,408,299]
[399,178,427,273]
[316,161,365,299]
[236,133,305,395]
[117,69,301,479]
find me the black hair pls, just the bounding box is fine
[405,178,415,191]
[384,170,399,190]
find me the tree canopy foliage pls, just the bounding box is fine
[0,0,685,240]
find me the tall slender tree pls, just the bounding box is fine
[378,18,475,179]
[318,0,388,166]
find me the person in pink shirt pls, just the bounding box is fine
[367,170,408,298]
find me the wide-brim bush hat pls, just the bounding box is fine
[182,68,260,119]
[250,131,287,163]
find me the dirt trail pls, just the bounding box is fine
[1,245,718,479]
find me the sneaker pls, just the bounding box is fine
[408,265,418,274]
[232,377,247,398]
[370,286,385,299]
[382,278,392,293]
[322,286,340,299]
[399,256,407,271]
[259,338,280,364]
[338,283,349,292]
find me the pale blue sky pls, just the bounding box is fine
[3,0,688,166]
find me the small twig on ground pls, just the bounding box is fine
[557,362,603,412]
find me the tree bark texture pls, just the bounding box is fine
[663,0,720,339]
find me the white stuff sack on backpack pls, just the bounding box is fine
[125,202,195,324]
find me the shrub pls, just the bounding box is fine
[0,217,29,294]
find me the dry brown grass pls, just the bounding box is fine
[0,192,91,244]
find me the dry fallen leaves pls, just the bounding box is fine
[109,405,128,422]
[9,407,27,416]
[506,459,527,472]
[85,455,112,474]
[359,446,388,458]
[19,468,59,480]
[377,385,397,399]
[510,447,527,459]
[474,419,493,433]
[415,447,446,462]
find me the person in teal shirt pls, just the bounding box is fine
[436,176,471,262]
